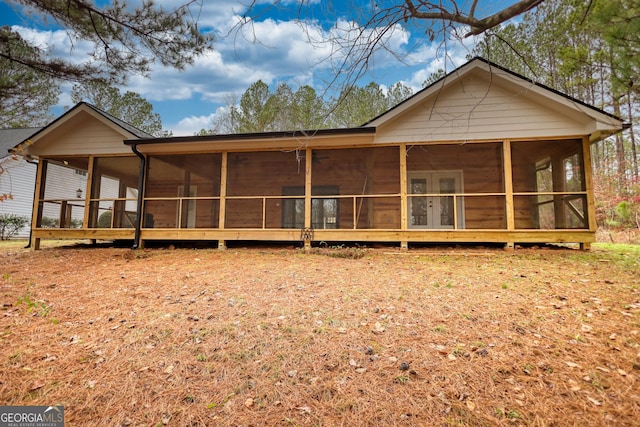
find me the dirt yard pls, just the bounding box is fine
[1,242,639,426]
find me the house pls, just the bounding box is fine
[13,58,627,250]
[0,127,40,238]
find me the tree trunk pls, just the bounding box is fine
[627,92,639,179]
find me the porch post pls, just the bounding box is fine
[503,140,515,250]
[304,147,312,251]
[399,143,408,250]
[218,152,228,250]
[130,144,147,249]
[581,135,596,250]
[84,156,95,231]
[29,159,46,250]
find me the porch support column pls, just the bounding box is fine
[84,156,96,234]
[399,143,408,250]
[503,139,515,250]
[29,159,46,251]
[304,147,312,252]
[581,135,596,250]
[218,152,228,250]
[131,145,147,249]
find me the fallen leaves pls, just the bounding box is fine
[1,245,639,427]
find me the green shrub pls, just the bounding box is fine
[97,211,112,228]
[40,216,59,228]
[0,214,29,240]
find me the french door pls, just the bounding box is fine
[408,171,464,229]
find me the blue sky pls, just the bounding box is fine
[1,1,517,135]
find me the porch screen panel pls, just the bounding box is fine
[405,143,505,229]
[511,139,587,229]
[279,186,342,229]
[145,154,221,228]
[311,147,400,229]
[89,156,140,228]
[39,158,89,229]
[226,151,304,229]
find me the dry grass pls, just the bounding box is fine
[1,243,639,426]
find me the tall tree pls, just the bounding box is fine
[1,0,213,85]
[203,79,413,134]
[71,80,163,136]
[236,80,274,133]
[268,83,295,132]
[328,82,389,128]
[0,27,59,127]
[386,82,414,108]
[291,85,326,130]
[473,0,639,225]
[207,94,240,135]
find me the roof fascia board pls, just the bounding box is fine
[124,127,376,146]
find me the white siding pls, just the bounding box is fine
[373,69,594,144]
[41,164,88,226]
[0,156,36,238]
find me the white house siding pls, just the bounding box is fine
[372,69,594,144]
[41,163,88,226]
[0,156,36,238]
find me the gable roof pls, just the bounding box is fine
[82,102,154,139]
[12,102,154,157]
[365,57,626,142]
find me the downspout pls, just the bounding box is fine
[130,143,146,249]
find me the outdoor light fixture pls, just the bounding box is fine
[76,188,83,198]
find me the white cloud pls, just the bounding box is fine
[403,29,479,91]
[13,25,95,66]
[12,1,482,135]
[171,113,218,136]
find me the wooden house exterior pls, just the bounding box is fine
[15,58,626,250]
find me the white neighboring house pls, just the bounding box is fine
[0,128,40,238]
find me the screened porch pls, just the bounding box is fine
[31,137,591,248]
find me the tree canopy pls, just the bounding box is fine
[0,26,59,127]
[71,80,163,136]
[201,79,414,135]
[1,0,213,84]
[473,0,639,228]
[0,0,212,128]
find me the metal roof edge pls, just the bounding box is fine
[124,126,376,145]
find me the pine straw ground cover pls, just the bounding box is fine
[1,243,639,427]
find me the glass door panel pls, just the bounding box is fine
[408,172,463,229]
[410,178,428,227]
